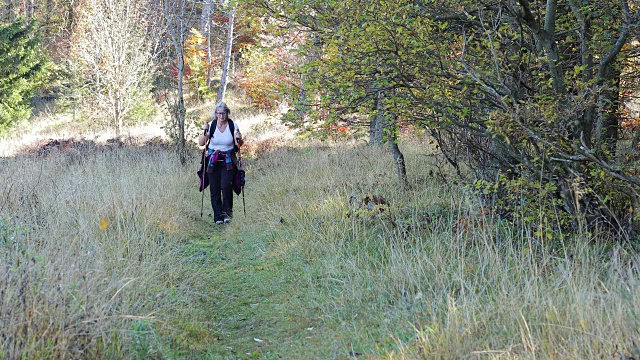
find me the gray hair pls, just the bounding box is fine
[214,102,231,116]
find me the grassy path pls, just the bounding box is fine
[180,221,339,359]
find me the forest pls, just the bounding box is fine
[1,0,640,358]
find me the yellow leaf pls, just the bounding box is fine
[99,217,110,230]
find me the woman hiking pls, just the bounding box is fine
[198,102,243,224]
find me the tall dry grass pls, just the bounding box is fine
[243,136,640,359]
[0,142,200,358]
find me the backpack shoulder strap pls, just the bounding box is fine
[209,120,217,139]
[229,120,235,135]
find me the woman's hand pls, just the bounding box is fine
[235,130,243,147]
[198,124,209,146]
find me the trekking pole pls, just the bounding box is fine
[242,186,246,216]
[200,147,206,218]
[200,127,210,218]
[235,141,246,217]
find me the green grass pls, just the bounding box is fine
[182,226,329,359]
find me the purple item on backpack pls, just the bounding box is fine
[207,151,220,167]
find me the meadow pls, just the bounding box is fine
[1,110,639,359]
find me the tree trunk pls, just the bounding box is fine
[519,0,565,93]
[595,58,621,159]
[201,0,213,87]
[200,0,212,35]
[206,35,212,87]
[216,5,234,103]
[176,47,187,164]
[388,115,409,189]
[369,91,385,146]
[541,0,564,93]
[569,0,595,145]
[115,105,121,138]
[163,0,189,165]
[294,79,308,120]
[23,0,34,22]
[373,91,409,188]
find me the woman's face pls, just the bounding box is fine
[215,109,227,121]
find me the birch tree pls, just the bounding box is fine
[216,3,233,103]
[201,0,214,86]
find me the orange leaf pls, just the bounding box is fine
[99,217,110,230]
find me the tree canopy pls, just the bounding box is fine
[255,0,640,236]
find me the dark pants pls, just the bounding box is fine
[208,162,236,221]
